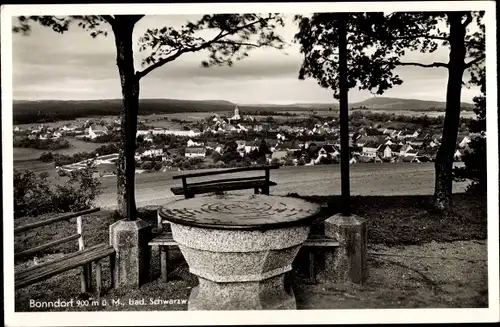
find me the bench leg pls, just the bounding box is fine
[110,252,116,289]
[80,265,88,294]
[86,263,93,292]
[309,250,316,284]
[262,186,270,195]
[254,187,259,194]
[96,260,102,302]
[160,246,169,282]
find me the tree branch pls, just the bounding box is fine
[465,55,485,68]
[136,17,271,80]
[396,61,448,68]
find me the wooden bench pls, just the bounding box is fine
[149,229,339,283]
[169,165,280,198]
[14,208,115,300]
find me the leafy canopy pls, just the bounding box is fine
[294,12,485,99]
[13,14,286,80]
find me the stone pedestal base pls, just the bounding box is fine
[170,223,310,311]
[109,219,152,288]
[321,214,368,284]
[188,275,296,310]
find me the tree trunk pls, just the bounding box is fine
[433,12,467,210]
[338,16,350,215]
[112,20,139,219]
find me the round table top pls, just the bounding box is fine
[159,194,322,230]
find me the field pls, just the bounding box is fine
[93,163,468,209]
[13,139,108,162]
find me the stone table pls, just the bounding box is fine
[158,194,321,310]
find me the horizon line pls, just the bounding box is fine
[12,96,473,105]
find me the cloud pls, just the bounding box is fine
[11,13,482,103]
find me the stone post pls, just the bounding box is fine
[109,218,152,288]
[322,214,368,284]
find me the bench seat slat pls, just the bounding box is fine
[148,232,339,247]
[15,233,81,261]
[187,176,265,187]
[303,238,340,247]
[16,244,115,289]
[170,180,278,195]
[148,232,177,246]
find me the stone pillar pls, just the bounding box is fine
[109,219,152,288]
[322,214,368,284]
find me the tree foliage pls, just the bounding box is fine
[14,161,102,218]
[294,12,484,99]
[14,13,286,217]
[294,11,485,209]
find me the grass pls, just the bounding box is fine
[288,193,487,246]
[14,193,487,259]
[13,192,487,312]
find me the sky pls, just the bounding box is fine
[12,14,483,105]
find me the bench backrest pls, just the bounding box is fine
[14,207,100,261]
[173,165,279,198]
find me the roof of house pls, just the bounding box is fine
[185,147,206,154]
[277,140,300,150]
[363,140,380,149]
[356,135,381,144]
[321,144,339,153]
[384,144,403,152]
[264,138,278,147]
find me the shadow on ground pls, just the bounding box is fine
[14,192,488,311]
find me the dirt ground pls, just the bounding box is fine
[294,240,488,309]
[14,239,488,311]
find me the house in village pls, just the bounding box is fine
[136,128,150,137]
[185,147,206,158]
[399,144,414,156]
[244,141,259,154]
[187,139,204,147]
[361,140,381,158]
[228,105,241,123]
[407,135,428,148]
[380,144,402,159]
[264,139,278,152]
[205,141,218,151]
[144,134,154,142]
[152,127,167,135]
[271,150,288,162]
[60,125,78,133]
[87,125,108,140]
[355,135,381,147]
[314,145,340,164]
[458,135,471,148]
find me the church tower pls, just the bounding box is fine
[232,105,240,120]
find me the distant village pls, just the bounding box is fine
[13,105,477,175]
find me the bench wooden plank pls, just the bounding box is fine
[149,233,339,247]
[16,244,115,289]
[303,238,340,247]
[187,176,265,187]
[172,165,279,179]
[148,232,177,246]
[15,208,100,234]
[15,233,81,261]
[170,180,278,195]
